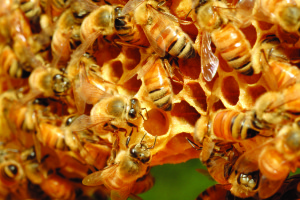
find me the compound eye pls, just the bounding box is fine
[66,116,76,126]
[8,165,18,176]
[128,108,137,119]
[53,74,63,81]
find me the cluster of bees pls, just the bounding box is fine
[1,0,300,199]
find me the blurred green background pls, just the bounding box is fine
[131,158,300,200]
[139,159,216,200]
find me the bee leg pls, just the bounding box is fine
[126,128,134,148]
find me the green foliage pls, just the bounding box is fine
[138,159,216,200]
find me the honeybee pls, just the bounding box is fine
[0,44,31,79]
[235,0,300,35]
[40,0,71,22]
[82,134,156,200]
[193,0,253,81]
[130,172,155,195]
[0,153,26,199]
[252,34,300,90]
[36,114,111,169]
[20,146,77,200]
[209,109,263,142]
[28,66,71,99]
[19,0,42,23]
[122,0,195,59]
[196,184,228,200]
[252,82,300,129]
[143,57,174,111]
[228,121,300,199]
[79,2,149,46]
[51,8,83,64]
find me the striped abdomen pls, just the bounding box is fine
[144,59,173,111]
[114,8,149,47]
[213,110,260,141]
[269,60,300,89]
[145,5,195,59]
[212,23,253,75]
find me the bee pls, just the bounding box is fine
[19,0,42,23]
[82,134,156,200]
[187,136,260,198]
[0,155,25,199]
[35,114,111,169]
[0,44,31,79]
[235,0,300,35]
[228,120,300,199]
[193,0,253,81]
[252,82,300,129]
[252,34,300,90]
[122,0,195,59]
[79,2,149,46]
[196,184,228,200]
[143,57,174,111]
[40,0,71,22]
[210,109,263,142]
[51,8,84,64]
[28,66,71,99]
[20,146,77,200]
[131,172,155,195]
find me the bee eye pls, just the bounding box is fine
[66,116,76,126]
[8,164,18,176]
[53,74,63,81]
[128,108,137,119]
[27,151,36,160]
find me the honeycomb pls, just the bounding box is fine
[1,0,300,199]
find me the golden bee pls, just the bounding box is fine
[20,146,77,200]
[82,134,156,200]
[35,114,111,169]
[0,44,31,79]
[28,66,71,99]
[235,0,300,35]
[0,151,26,199]
[122,0,195,59]
[143,57,174,111]
[196,184,228,200]
[193,0,253,81]
[51,8,84,64]
[228,121,300,199]
[252,34,300,90]
[252,82,300,129]
[19,0,42,23]
[79,2,149,46]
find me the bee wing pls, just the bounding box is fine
[122,0,145,15]
[258,175,285,199]
[68,30,102,69]
[201,31,219,82]
[260,49,279,91]
[74,61,113,113]
[69,114,113,132]
[137,55,159,80]
[82,164,118,186]
[141,6,168,57]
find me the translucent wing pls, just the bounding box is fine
[82,164,118,186]
[141,5,169,57]
[74,61,113,113]
[69,114,113,132]
[122,0,145,15]
[137,55,159,80]
[201,31,219,82]
[68,30,102,69]
[258,175,285,199]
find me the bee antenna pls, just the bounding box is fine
[140,133,147,144]
[147,136,157,149]
[185,9,193,19]
[139,108,149,121]
[186,137,202,150]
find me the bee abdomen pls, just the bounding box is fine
[212,23,253,75]
[213,110,259,141]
